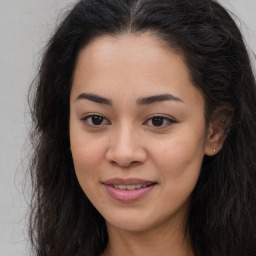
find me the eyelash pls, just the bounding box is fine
[81,114,176,128]
[81,114,110,127]
[144,115,176,128]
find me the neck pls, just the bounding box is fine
[102,221,194,256]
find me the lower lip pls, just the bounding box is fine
[103,184,155,203]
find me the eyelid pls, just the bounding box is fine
[143,115,177,128]
[80,113,176,129]
[81,113,111,127]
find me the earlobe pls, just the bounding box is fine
[204,123,226,156]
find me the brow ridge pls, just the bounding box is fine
[136,94,183,105]
[76,93,112,105]
[76,93,183,106]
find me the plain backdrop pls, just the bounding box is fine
[0,1,255,255]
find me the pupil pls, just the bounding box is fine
[152,117,163,126]
[92,115,103,125]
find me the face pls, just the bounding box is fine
[70,33,212,233]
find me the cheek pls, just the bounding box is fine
[70,139,112,210]
[70,143,106,209]
[70,117,106,171]
[72,143,102,166]
[70,134,107,188]
[151,127,206,181]
[149,130,206,216]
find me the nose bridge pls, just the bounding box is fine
[106,120,146,167]
[114,121,135,149]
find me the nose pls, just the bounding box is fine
[105,124,147,168]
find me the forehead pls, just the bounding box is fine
[71,33,203,109]
[76,33,175,66]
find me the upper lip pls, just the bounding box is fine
[102,178,156,186]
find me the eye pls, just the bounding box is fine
[81,114,110,127]
[144,115,176,128]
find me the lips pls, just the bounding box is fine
[102,178,157,202]
[112,184,150,190]
[103,178,155,186]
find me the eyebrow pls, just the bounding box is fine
[75,93,183,106]
[76,93,112,105]
[136,94,184,105]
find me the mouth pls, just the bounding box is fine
[102,178,157,202]
[109,184,153,190]
[102,177,156,186]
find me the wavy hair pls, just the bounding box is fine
[29,0,256,255]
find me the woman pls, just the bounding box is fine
[29,0,256,255]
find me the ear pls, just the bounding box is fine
[204,105,233,156]
[204,122,226,156]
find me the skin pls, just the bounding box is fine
[69,33,223,256]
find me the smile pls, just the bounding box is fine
[111,184,150,190]
[102,178,157,202]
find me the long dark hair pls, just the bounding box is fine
[29,0,256,255]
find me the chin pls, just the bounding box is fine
[107,218,156,233]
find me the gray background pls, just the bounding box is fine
[0,1,255,255]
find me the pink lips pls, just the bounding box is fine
[102,178,156,203]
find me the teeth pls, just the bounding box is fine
[127,185,136,190]
[117,185,127,190]
[113,184,149,190]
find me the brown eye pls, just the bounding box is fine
[81,114,110,127]
[91,115,104,125]
[144,115,175,128]
[151,117,164,126]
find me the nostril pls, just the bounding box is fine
[109,160,141,168]
[105,141,147,167]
